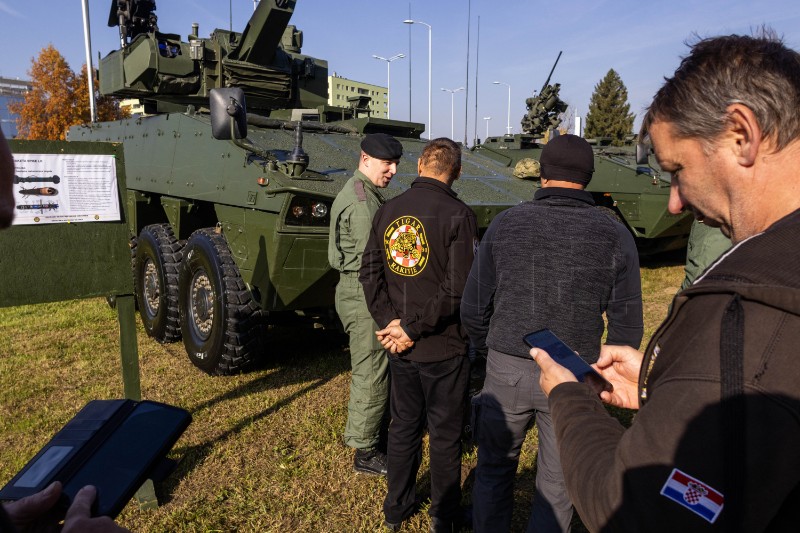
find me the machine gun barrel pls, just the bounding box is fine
[227,0,295,65]
[539,51,562,95]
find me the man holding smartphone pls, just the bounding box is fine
[461,134,643,533]
[533,33,800,531]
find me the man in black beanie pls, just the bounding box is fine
[461,134,643,532]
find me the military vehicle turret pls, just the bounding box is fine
[474,54,692,255]
[520,51,569,137]
[69,0,536,375]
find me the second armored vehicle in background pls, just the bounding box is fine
[474,55,692,255]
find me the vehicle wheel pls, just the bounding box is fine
[179,228,265,375]
[134,224,184,343]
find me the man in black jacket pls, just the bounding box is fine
[461,134,643,533]
[533,33,800,531]
[360,137,478,532]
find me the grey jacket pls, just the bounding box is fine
[461,187,643,363]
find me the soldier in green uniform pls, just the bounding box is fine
[680,219,732,290]
[328,133,403,476]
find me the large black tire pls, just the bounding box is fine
[134,224,184,343]
[178,228,265,375]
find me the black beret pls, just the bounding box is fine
[540,134,594,187]
[361,133,403,160]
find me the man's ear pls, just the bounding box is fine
[417,159,422,176]
[725,103,762,167]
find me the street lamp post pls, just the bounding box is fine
[483,116,491,141]
[493,81,512,135]
[404,19,432,139]
[373,53,405,119]
[441,87,464,139]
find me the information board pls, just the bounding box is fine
[12,153,121,225]
[0,141,131,304]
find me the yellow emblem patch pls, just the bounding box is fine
[384,216,429,276]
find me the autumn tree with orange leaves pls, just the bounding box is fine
[10,44,128,140]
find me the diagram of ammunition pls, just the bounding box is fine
[19,187,58,197]
[13,175,61,184]
[16,202,59,212]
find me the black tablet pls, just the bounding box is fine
[0,399,191,518]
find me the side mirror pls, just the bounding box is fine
[635,142,650,165]
[210,88,248,140]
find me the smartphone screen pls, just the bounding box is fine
[523,328,613,395]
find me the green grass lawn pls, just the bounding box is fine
[0,255,684,532]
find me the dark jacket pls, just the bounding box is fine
[461,187,643,363]
[359,177,478,363]
[551,208,800,532]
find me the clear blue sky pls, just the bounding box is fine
[2,0,799,142]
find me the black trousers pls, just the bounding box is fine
[383,354,469,523]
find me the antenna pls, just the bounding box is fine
[473,16,480,147]
[408,2,412,122]
[463,0,471,146]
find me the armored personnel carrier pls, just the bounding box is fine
[69,0,535,375]
[474,55,692,255]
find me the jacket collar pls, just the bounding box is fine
[533,186,595,205]
[412,176,458,198]
[681,208,800,315]
[354,169,384,200]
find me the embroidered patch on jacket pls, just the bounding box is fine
[384,216,429,276]
[660,468,724,523]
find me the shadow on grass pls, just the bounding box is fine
[155,326,350,504]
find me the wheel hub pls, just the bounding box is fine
[142,259,160,318]
[190,269,214,340]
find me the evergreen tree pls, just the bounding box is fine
[10,45,128,140]
[583,69,635,146]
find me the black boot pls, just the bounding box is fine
[353,448,388,476]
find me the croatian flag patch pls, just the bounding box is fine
[660,468,724,523]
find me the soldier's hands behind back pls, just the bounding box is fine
[376,322,414,354]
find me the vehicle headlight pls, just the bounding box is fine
[311,202,328,219]
[285,196,332,227]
